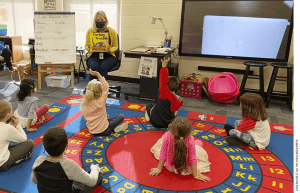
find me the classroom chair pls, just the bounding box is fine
[1,66,21,91]
[85,34,122,98]
[265,63,293,111]
[239,61,267,100]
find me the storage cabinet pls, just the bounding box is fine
[0,36,23,63]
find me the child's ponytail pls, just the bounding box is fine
[17,79,35,101]
[82,89,94,107]
[174,136,188,174]
[169,117,193,174]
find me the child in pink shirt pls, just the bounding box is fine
[150,117,211,181]
[82,69,128,135]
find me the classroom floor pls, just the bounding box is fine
[0,71,293,126]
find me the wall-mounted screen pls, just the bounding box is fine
[179,0,294,62]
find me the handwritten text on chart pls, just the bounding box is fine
[36,15,69,19]
[54,37,66,40]
[55,21,66,24]
[53,49,70,52]
[36,48,49,52]
[34,13,76,63]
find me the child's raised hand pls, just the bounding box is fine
[149,167,162,176]
[89,69,100,77]
[161,57,170,67]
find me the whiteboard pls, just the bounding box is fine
[34,12,76,63]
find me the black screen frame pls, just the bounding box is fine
[179,0,294,62]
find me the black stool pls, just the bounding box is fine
[240,61,267,99]
[265,63,293,111]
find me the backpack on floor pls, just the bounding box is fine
[208,72,240,103]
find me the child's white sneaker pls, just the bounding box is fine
[145,111,150,121]
[114,122,128,133]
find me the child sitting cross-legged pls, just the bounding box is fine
[150,117,211,181]
[82,69,128,135]
[224,93,271,150]
[145,57,184,128]
[31,126,103,193]
[0,100,34,172]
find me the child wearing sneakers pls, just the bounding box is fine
[82,69,128,135]
[15,79,49,132]
[224,93,271,150]
[145,58,184,128]
[31,126,103,193]
[0,100,34,172]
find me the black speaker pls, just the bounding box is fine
[168,63,178,77]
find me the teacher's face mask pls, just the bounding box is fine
[96,21,105,28]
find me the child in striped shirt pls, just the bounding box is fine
[15,79,49,132]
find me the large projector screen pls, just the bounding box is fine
[179,0,293,62]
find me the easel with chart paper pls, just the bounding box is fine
[34,11,76,89]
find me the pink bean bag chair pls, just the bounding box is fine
[208,72,240,103]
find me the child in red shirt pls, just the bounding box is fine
[224,93,270,150]
[145,58,184,128]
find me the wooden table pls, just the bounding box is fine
[124,46,175,100]
[37,63,74,89]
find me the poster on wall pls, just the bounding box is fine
[137,57,157,78]
[44,0,56,10]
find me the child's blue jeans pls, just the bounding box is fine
[229,129,258,148]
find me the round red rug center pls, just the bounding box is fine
[106,131,232,191]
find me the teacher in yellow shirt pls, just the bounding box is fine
[85,10,118,80]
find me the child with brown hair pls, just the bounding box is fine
[150,117,211,181]
[31,126,103,193]
[82,69,128,135]
[0,100,34,172]
[224,93,271,150]
[145,58,184,128]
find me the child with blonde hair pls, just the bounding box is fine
[150,117,211,181]
[15,79,49,132]
[82,69,128,135]
[0,100,34,172]
[224,93,271,150]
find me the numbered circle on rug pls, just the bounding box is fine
[69,117,293,193]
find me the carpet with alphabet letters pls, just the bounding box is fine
[0,95,293,193]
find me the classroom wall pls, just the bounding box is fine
[117,0,294,92]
